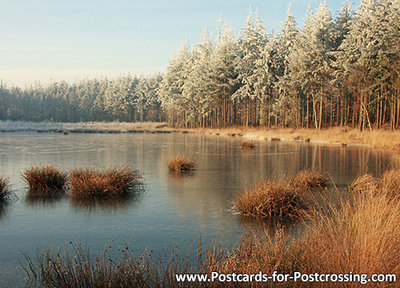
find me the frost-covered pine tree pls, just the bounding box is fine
[159,42,192,126]
[331,2,353,126]
[209,20,239,127]
[233,8,267,126]
[182,29,214,127]
[274,8,301,127]
[339,0,397,130]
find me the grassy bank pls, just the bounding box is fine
[26,171,400,287]
[187,126,400,152]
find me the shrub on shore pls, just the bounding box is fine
[22,165,67,196]
[233,180,308,220]
[0,177,11,203]
[240,141,255,149]
[168,156,196,174]
[70,166,140,199]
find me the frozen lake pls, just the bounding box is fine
[0,132,394,287]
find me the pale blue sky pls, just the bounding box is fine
[0,0,359,86]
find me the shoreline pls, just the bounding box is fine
[2,120,400,153]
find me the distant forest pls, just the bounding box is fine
[1,0,399,130]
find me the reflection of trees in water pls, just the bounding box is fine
[70,193,142,213]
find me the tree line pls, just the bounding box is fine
[0,75,163,122]
[160,0,400,130]
[1,0,399,130]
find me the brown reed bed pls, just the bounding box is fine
[0,176,11,203]
[22,165,67,196]
[168,156,196,174]
[234,170,328,220]
[240,141,255,149]
[350,169,400,199]
[233,180,308,220]
[69,166,141,199]
[25,171,400,287]
[290,170,329,189]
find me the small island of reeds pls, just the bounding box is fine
[22,165,67,197]
[168,156,196,174]
[70,166,141,199]
[0,177,11,203]
[234,170,328,220]
[240,141,255,149]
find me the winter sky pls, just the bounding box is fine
[0,0,360,86]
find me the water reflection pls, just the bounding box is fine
[25,193,65,208]
[0,204,7,219]
[70,194,142,213]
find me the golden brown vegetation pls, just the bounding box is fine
[233,180,308,220]
[240,141,255,149]
[26,171,400,287]
[70,166,140,199]
[186,126,400,152]
[168,156,196,174]
[234,171,328,220]
[290,170,329,189]
[0,177,11,203]
[22,165,67,196]
[350,169,400,199]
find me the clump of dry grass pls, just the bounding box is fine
[70,166,140,199]
[381,169,400,198]
[22,165,67,196]
[233,180,308,220]
[349,173,379,197]
[290,170,329,189]
[168,156,196,174]
[24,243,176,288]
[298,191,400,283]
[350,170,400,199]
[240,141,255,149]
[0,177,11,203]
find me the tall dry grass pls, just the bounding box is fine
[25,171,400,287]
[234,170,328,220]
[24,243,178,288]
[70,166,140,199]
[0,176,11,203]
[168,156,196,174]
[290,170,328,189]
[22,165,67,196]
[233,180,308,220]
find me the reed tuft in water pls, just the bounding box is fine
[0,177,11,203]
[168,156,196,174]
[70,166,141,199]
[290,170,329,189]
[233,180,308,220]
[22,165,67,196]
[240,141,255,149]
